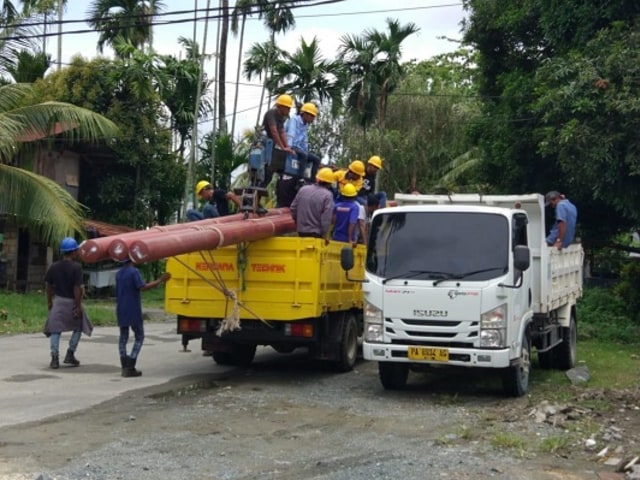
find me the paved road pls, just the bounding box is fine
[0,319,223,428]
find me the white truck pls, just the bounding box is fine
[341,193,583,396]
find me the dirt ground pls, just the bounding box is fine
[0,351,639,480]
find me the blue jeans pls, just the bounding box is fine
[292,148,321,180]
[119,325,144,359]
[186,203,219,221]
[50,331,81,355]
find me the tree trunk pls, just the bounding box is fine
[230,14,246,140]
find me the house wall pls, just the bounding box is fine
[1,148,81,292]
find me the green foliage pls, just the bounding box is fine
[577,287,640,343]
[36,56,184,227]
[199,132,246,189]
[614,260,640,323]
[463,0,640,247]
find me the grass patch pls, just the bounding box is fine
[0,287,167,335]
[490,431,527,456]
[538,434,571,454]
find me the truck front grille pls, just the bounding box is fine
[385,317,478,348]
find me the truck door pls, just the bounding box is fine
[511,213,531,324]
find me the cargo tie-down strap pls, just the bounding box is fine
[170,250,272,336]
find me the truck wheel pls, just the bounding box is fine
[555,313,577,370]
[378,362,409,390]
[502,331,531,397]
[212,351,234,366]
[537,349,555,369]
[334,315,358,372]
[231,343,257,367]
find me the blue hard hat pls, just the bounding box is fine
[60,237,79,253]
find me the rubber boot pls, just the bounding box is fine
[63,349,80,367]
[122,356,142,378]
[120,356,127,377]
[50,353,59,369]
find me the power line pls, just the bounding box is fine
[0,1,462,41]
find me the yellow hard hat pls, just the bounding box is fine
[300,102,318,117]
[348,160,365,177]
[195,180,212,196]
[341,183,358,197]
[368,155,383,170]
[316,167,335,184]
[275,94,293,108]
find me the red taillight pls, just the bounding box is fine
[178,318,206,332]
[288,323,313,338]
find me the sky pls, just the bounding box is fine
[48,0,466,138]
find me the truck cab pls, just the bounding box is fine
[354,193,583,396]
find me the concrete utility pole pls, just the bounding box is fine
[56,0,63,70]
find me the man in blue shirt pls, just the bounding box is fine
[545,191,577,250]
[116,261,170,377]
[332,183,361,247]
[286,102,321,181]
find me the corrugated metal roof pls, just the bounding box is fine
[84,220,136,238]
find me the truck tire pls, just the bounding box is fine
[212,343,257,367]
[502,331,531,397]
[555,313,577,370]
[231,343,257,367]
[537,349,555,369]
[212,351,234,366]
[334,315,358,372]
[378,362,409,390]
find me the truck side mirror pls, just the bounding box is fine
[341,246,354,271]
[513,245,530,271]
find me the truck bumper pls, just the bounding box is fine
[362,343,511,368]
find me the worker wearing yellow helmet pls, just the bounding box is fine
[285,102,321,181]
[356,155,387,208]
[333,160,365,197]
[331,182,362,247]
[186,179,241,221]
[290,167,335,240]
[263,94,296,157]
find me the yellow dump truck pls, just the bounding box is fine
[165,236,365,371]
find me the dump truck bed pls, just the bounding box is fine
[165,236,364,322]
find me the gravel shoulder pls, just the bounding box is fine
[2,347,637,480]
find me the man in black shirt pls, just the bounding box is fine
[186,180,242,221]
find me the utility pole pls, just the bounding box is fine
[56,0,63,70]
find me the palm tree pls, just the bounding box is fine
[339,19,419,130]
[252,0,299,125]
[158,37,213,161]
[269,36,344,115]
[0,83,119,245]
[4,50,51,83]
[87,0,165,56]
[243,40,285,123]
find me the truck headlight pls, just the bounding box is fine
[364,301,384,343]
[480,304,507,347]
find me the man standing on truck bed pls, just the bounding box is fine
[186,180,241,221]
[290,167,334,241]
[545,190,577,249]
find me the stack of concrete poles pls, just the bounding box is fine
[78,208,295,264]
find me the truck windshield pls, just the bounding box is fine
[366,211,509,281]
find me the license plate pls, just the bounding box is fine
[407,347,449,362]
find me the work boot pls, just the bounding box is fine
[63,349,80,367]
[122,356,142,378]
[120,356,127,377]
[50,353,59,369]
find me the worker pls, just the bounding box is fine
[186,180,242,221]
[263,94,296,156]
[290,167,335,240]
[333,160,365,199]
[545,190,577,250]
[332,183,362,247]
[357,155,387,208]
[286,102,321,181]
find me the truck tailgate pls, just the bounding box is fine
[165,236,364,321]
